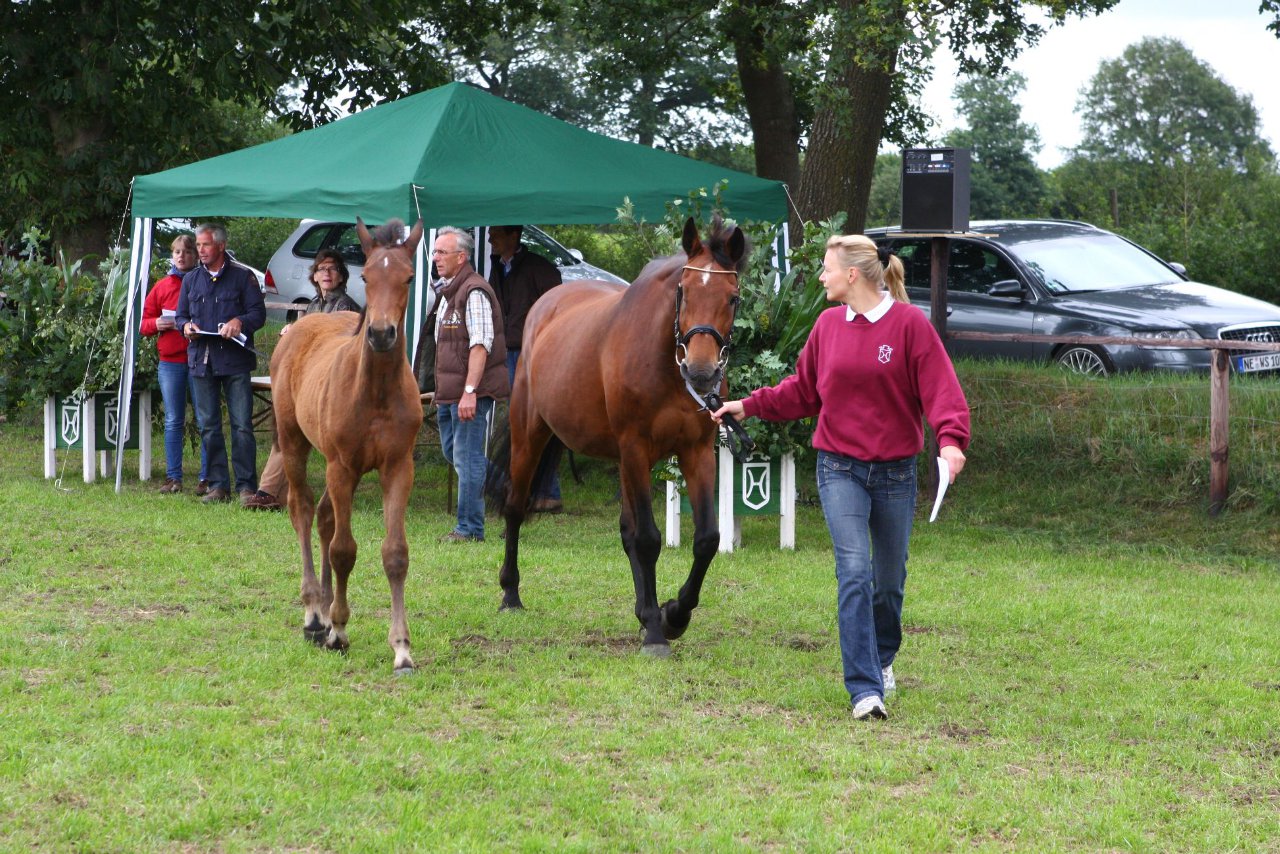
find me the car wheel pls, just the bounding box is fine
[285,300,310,323]
[1055,345,1113,377]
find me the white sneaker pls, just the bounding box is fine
[852,695,888,720]
[881,665,896,695]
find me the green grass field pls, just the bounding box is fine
[2,362,1278,851]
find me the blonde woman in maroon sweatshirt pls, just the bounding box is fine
[712,234,970,721]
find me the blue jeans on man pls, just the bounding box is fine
[191,371,257,494]
[816,451,916,706]
[506,348,560,502]
[438,396,496,540]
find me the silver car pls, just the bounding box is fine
[867,220,1280,376]
[264,221,626,319]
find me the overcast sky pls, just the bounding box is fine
[920,0,1280,168]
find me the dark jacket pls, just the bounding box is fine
[175,259,266,377]
[305,288,362,315]
[434,265,509,405]
[489,247,561,351]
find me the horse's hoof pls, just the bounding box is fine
[303,623,327,646]
[393,665,416,677]
[640,642,672,658]
[499,597,525,613]
[323,636,349,654]
[660,600,689,641]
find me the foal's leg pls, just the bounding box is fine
[379,457,416,674]
[316,487,336,630]
[661,445,720,641]
[617,448,666,655]
[281,439,326,644]
[320,463,359,653]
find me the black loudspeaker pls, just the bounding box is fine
[901,148,970,232]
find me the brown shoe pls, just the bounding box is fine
[201,487,230,503]
[531,497,564,514]
[244,490,283,511]
[194,479,210,496]
[438,531,483,544]
[158,478,182,494]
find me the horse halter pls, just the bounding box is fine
[673,265,740,381]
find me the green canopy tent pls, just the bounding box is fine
[131,81,787,225]
[116,82,789,490]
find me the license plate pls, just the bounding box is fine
[1235,352,1280,373]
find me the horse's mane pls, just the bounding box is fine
[702,214,750,273]
[370,218,408,248]
[346,218,412,338]
[637,215,750,285]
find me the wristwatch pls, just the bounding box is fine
[464,384,476,395]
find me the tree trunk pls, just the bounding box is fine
[796,2,899,234]
[724,1,801,238]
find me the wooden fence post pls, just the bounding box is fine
[1209,349,1230,515]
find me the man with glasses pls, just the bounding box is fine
[432,227,509,543]
[176,223,266,504]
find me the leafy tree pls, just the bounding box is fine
[864,152,903,228]
[1053,38,1280,302]
[1074,36,1273,169]
[791,0,1119,234]
[459,0,1117,236]
[944,73,1046,218]
[0,0,499,258]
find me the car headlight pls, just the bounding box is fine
[1130,329,1201,340]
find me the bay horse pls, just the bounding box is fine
[492,216,746,656]
[269,217,425,674]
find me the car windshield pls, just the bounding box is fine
[1010,233,1183,294]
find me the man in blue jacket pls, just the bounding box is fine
[176,223,266,504]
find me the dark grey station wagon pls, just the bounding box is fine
[866,220,1280,376]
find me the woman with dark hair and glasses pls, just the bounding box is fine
[246,250,363,511]
[712,234,970,722]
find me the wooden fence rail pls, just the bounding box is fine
[947,332,1280,515]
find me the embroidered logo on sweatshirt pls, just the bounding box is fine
[878,344,893,364]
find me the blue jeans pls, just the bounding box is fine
[157,361,191,481]
[816,451,917,705]
[438,396,496,539]
[191,371,257,494]
[506,349,560,501]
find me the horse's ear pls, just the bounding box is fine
[728,226,747,266]
[404,219,425,253]
[681,216,701,257]
[356,217,374,256]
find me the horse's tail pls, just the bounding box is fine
[484,412,513,513]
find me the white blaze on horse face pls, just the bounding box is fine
[700,269,709,286]
[383,257,389,269]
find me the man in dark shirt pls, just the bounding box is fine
[488,225,564,513]
[175,223,266,505]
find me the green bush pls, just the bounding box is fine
[541,223,654,283]
[0,228,155,415]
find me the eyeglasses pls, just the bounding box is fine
[315,266,340,274]
[431,249,465,256]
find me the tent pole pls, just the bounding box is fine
[115,216,153,493]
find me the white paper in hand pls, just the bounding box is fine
[929,456,950,523]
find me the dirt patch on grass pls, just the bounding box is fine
[451,629,636,655]
[938,722,990,742]
[780,634,825,652]
[86,602,190,622]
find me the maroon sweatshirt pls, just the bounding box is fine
[743,298,970,461]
